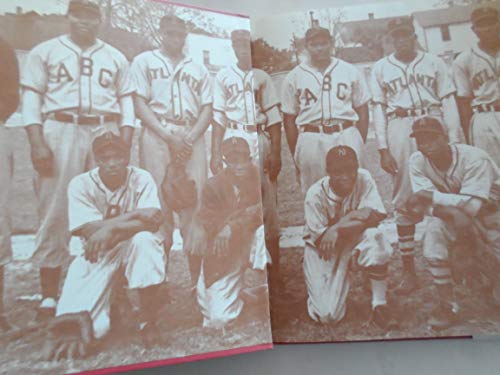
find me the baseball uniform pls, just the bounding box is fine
[281,58,371,194]
[130,49,212,244]
[409,144,500,287]
[20,34,135,267]
[303,170,392,323]
[213,66,281,243]
[57,166,165,339]
[453,45,500,166]
[371,50,459,227]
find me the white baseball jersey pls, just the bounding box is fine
[452,46,500,106]
[304,169,386,248]
[21,35,133,116]
[409,144,500,202]
[213,66,280,127]
[68,166,161,236]
[371,51,456,113]
[130,50,213,123]
[281,58,371,126]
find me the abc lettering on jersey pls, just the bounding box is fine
[280,58,371,126]
[452,46,500,107]
[371,51,455,113]
[21,35,133,115]
[130,50,213,123]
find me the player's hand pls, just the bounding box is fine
[319,226,338,260]
[168,134,192,163]
[345,207,373,222]
[84,227,113,263]
[136,208,163,230]
[214,225,231,257]
[379,149,398,176]
[210,152,224,175]
[267,151,281,182]
[31,142,54,177]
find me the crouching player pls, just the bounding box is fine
[44,132,166,360]
[406,116,500,330]
[303,146,396,329]
[187,137,270,330]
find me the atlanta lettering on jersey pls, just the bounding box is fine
[382,73,437,96]
[471,67,500,91]
[147,68,202,95]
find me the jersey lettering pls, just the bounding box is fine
[180,71,201,95]
[337,83,348,100]
[383,73,436,96]
[471,68,497,91]
[322,75,332,91]
[299,88,318,106]
[148,68,169,80]
[99,69,113,88]
[81,57,93,77]
[56,63,73,83]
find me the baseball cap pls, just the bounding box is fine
[222,137,251,160]
[305,27,331,43]
[67,0,100,17]
[387,17,415,35]
[326,145,358,173]
[92,132,129,157]
[471,7,498,26]
[159,14,187,31]
[231,29,251,43]
[410,116,446,138]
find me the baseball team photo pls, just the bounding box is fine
[0,1,273,374]
[251,0,500,343]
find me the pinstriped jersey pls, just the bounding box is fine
[130,50,213,124]
[280,58,371,126]
[371,51,455,113]
[452,46,500,107]
[21,35,133,116]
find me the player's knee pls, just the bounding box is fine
[422,217,450,258]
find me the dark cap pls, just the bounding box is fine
[326,145,358,173]
[159,14,187,31]
[471,7,499,26]
[410,116,446,138]
[222,137,250,160]
[92,132,129,157]
[231,29,251,43]
[305,27,331,43]
[67,0,100,17]
[387,17,415,35]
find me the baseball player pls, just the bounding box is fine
[20,0,136,320]
[0,36,20,332]
[210,29,282,288]
[45,132,165,357]
[371,17,463,295]
[281,26,371,195]
[406,117,500,330]
[190,137,269,329]
[131,14,212,285]
[453,7,500,166]
[303,145,395,329]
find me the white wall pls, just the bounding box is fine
[185,33,236,67]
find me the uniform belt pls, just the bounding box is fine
[157,116,189,126]
[300,122,353,134]
[227,122,266,133]
[49,112,120,125]
[387,108,431,121]
[472,103,500,113]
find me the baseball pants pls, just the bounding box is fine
[469,111,500,167]
[56,231,166,339]
[293,126,365,195]
[303,227,392,323]
[32,119,119,267]
[0,126,13,266]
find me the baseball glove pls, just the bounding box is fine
[161,161,197,213]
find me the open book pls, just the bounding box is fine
[0,0,499,373]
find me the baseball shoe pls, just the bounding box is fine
[0,314,12,333]
[428,304,458,331]
[370,305,399,331]
[35,297,57,322]
[394,273,418,296]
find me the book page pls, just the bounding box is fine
[252,0,500,343]
[0,0,272,373]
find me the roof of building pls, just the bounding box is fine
[413,3,500,28]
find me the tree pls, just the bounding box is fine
[251,38,294,73]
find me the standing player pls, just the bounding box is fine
[131,14,212,285]
[406,117,500,330]
[210,29,282,286]
[281,26,371,195]
[371,17,463,295]
[0,36,20,332]
[20,0,135,320]
[46,132,165,357]
[453,7,499,166]
[303,146,395,329]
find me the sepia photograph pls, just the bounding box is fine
[251,0,500,343]
[0,0,272,374]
